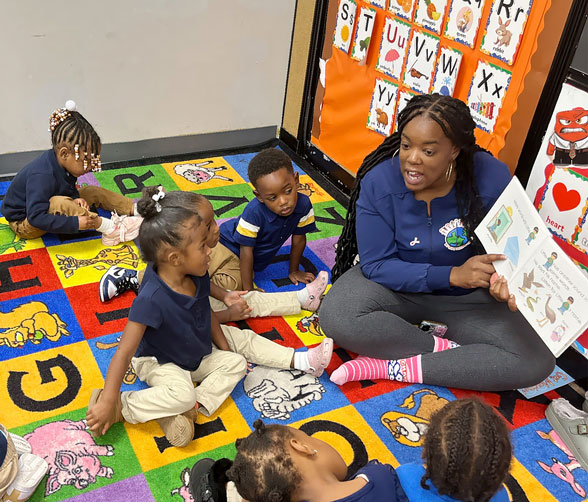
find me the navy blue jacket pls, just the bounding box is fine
[356,152,511,295]
[335,461,408,501]
[1,149,80,233]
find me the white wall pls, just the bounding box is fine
[0,1,296,154]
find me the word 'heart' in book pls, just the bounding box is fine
[552,182,581,212]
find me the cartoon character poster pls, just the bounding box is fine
[444,0,486,48]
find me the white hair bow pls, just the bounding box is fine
[152,186,165,212]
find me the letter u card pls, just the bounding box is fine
[376,16,411,80]
[333,0,358,53]
[480,0,534,65]
[388,0,416,21]
[402,29,440,94]
[413,0,449,35]
[367,78,399,136]
[351,6,378,62]
[444,0,486,48]
[467,59,511,133]
[431,46,462,96]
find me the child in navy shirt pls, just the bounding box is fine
[1,101,142,244]
[86,188,332,448]
[219,148,319,291]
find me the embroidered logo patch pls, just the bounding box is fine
[439,218,470,251]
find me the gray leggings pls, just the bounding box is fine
[319,266,555,391]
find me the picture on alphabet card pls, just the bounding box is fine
[367,78,399,136]
[376,16,412,80]
[480,0,533,65]
[402,29,439,94]
[467,59,511,133]
[414,0,449,35]
[368,0,387,8]
[476,176,588,357]
[351,6,377,62]
[395,88,418,130]
[525,82,588,269]
[444,0,485,48]
[431,46,462,96]
[333,0,358,53]
[388,0,416,21]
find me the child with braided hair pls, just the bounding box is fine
[320,94,555,391]
[1,101,142,244]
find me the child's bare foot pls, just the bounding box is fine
[298,271,329,311]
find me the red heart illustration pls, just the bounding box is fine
[552,182,581,212]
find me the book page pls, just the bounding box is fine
[475,177,550,279]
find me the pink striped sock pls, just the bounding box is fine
[433,336,460,352]
[330,355,423,385]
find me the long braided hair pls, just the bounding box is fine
[332,94,487,282]
[421,398,512,502]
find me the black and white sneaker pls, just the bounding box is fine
[99,266,139,302]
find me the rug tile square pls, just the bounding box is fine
[307,200,347,242]
[235,315,305,350]
[283,310,326,347]
[162,156,247,191]
[1,340,104,428]
[298,174,335,205]
[59,474,155,502]
[95,164,179,199]
[223,150,304,181]
[196,183,253,219]
[0,248,62,301]
[0,217,46,256]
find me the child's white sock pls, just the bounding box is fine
[97,217,116,234]
[296,288,309,306]
[133,202,138,215]
[293,351,310,372]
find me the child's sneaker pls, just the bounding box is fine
[99,266,139,302]
[2,453,48,502]
[301,271,329,311]
[546,398,588,471]
[7,433,32,457]
[305,337,333,377]
[188,457,234,502]
[101,213,143,246]
[157,413,195,448]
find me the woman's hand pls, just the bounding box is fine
[489,272,518,312]
[449,254,506,289]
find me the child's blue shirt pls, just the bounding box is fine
[333,460,408,501]
[356,152,510,295]
[128,264,212,371]
[1,149,80,233]
[219,193,317,272]
[396,461,510,502]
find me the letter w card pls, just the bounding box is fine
[431,46,462,96]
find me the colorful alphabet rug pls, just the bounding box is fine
[0,149,586,502]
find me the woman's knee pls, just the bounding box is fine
[514,345,555,388]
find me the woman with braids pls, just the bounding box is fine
[396,398,512,502]
[321,94,554,390]
[1,100,142,244]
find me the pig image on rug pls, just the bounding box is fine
[24,419,114,495]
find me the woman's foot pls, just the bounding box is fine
[298,271,329,311]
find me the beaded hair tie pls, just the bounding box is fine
[48,99,77,131]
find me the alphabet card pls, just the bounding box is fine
[431,46,462,96]
[388,0,416,21]
[368,0,387,7]
[351,6,377,62]
[395,88,418,130]
[467,59,511,133]
[414,0,449,35]
[402,29,439,93]
[480,0,534,65]
[444,0,486,48]
[376,16,412,80]
[333,0,358,53]
[367,78,399,136]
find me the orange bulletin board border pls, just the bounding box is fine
[311,0,557,174]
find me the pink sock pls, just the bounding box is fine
[433,336,459,352]
[330,355,423,385]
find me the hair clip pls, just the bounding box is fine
[152,186,165,212]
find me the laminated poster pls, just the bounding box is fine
[376,16,412,80]
[367,78,399,136]
[351,6,378,62]
[414,0,450,35]
[431,46,462,96]
[388,0,417,21]
[480,0,534,65]
[333,0,358,53]
[518,365,574,398]
[368,0,388,8]
[444,0,486,48]
[402,28,440,94]
[467,59,511,133]
[395,88,418,130]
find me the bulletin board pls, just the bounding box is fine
[311,0,564,174]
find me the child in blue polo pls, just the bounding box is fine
[219,149,319,291]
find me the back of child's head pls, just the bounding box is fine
[248,148,294,188]
[136,186,206,263]
[227,419,301,502]
[422,398,512,502]
[49,101,101,170]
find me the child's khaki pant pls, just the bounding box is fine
[8,186,134,239]
[120,324,294,422]
[0,426,18,498]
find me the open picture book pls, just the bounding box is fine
[475,176,588,357]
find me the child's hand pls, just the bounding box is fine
[227,301,253,321]
[74,198,90,211]
[78,214,100,230]
[489,273,518,312]
[289,270,315,285]
[86,399,117,437]
[223,290,249,307]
